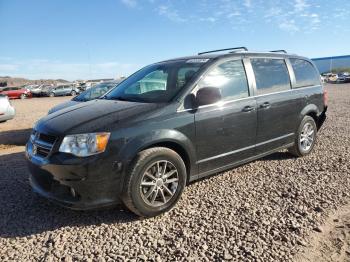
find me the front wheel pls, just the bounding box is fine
[20,94,26,99]
[122,147,187,217]
[70,90,77,96]
[288,116,317,157]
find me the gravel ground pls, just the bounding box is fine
[0,84,349,261]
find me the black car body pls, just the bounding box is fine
[26,48,327,216]
[48,80,122,114]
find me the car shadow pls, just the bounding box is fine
[0,128,32,146]
[0,151,138,238]
[260,151,295,161]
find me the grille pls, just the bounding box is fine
[31,130,57,158]
[39,133,57,144]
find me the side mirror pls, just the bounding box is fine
[195,87,222,107]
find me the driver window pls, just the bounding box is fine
[197,60,249,101]
[125,70,168,94]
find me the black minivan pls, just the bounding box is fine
[26,48,327,217]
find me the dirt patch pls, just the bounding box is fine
[296,203,350,262]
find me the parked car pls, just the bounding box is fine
[41,85,80,97]
[0,87,32,99]
[48,80,122,114]
[26,47,327,217]
[29,85,49,97]
[336,72,350,83]
[0,94,15,122]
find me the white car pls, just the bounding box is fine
[0,95,15,122]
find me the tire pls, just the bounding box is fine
[20,94,26,99]
[49,93,55,97]
[71,90,77,96]
[122,147,187,217]
[288,116,317,157]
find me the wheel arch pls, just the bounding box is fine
[142,141,192,184]
[118,129,197,184]
[300,104,322,130]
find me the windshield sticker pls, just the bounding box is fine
[186,59,209,63]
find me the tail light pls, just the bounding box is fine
[323,89,328,107]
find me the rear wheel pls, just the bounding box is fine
[71,90,77,96]
[288,116,317,157]
[49,92,55,97]
[122,147,186,217]
[20,94,26,99]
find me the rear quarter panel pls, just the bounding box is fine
[297,85,324,118]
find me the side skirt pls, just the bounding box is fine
[190,142,294,182]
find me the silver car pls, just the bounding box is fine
[0,95,15,122]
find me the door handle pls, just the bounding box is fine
[260,102,271,109]
[242,106,254,112]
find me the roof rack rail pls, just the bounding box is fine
[198,47,248,55]
[270,50,287,53]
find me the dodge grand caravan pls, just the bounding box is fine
[26,47,327,217]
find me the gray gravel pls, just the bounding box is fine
[0,84,350,261]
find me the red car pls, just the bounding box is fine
[0,87,32,99]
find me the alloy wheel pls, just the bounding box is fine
[140,160,179,207]
[300,122,315,152]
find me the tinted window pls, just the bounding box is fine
[197,60,249,101]
[177,67,199,89]
[290,58,320,88]
[251,58,291,95]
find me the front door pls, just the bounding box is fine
[194,59,257,175]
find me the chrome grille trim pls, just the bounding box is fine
[30,130,57,158]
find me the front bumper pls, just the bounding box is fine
[26,140,123,210]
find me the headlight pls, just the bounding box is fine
[59,132,110,157]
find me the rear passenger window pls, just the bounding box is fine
[251,58,291,95]
[290,58,320,88]
[197,60,249,101]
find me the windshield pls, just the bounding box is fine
[104,60,205,103]
[74,81,119,102]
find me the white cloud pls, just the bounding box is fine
[279,20,299,33]
[0,64,19,71]
[121,0,137,8]
[0,59,139,81]
[117,0,323,33]
[244,0,252,8]
[157,5,187,23]
[294,0,309,12]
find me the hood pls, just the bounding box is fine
[48,100,80,114]
[36,99,159,135]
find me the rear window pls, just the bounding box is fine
[251,58,291,95]
[290,58,320,88]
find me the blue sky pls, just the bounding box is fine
[0,0,349,80]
